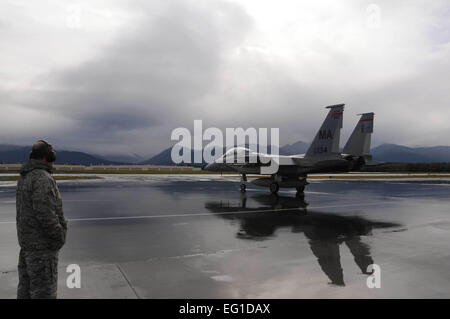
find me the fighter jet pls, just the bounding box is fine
[204,104,376,194]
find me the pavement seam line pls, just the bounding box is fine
[115,263,141,299]
[0,202,386,224]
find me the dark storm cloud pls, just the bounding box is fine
[26,0,252,139]
[82,109,158,131]
[2,0,450,154]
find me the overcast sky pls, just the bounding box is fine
[1,0,449,157]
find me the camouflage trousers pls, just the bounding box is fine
[17,249,59,299]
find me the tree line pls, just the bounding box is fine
[361,162,450,173]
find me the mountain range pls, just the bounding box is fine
[1,143,450,165]
[141,142,450,165]
[0,144,122,165]
[370,144,450,163]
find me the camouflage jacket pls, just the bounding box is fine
[16,160,67,251]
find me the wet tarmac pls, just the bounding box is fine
[1,174,450,298]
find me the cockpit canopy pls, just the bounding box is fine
[217,147,259,164]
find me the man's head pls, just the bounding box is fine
[29,140,56,165]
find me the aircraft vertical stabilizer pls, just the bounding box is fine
[343,112,374,156]
[305,104,344,158]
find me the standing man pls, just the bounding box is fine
[16,140,67,299]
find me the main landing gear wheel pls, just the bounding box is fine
[296,186,305,193]
[240,173,247,193]
[269,182,279,194]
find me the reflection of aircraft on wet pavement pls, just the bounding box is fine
[204,104,378,195]
[205,194,399,286]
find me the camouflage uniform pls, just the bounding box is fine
[16,159,67,299]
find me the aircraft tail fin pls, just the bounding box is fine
[305,104,344,158]
[343,112,374,156]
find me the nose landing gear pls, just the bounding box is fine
[269,182,279,194]
[240,173,247,193]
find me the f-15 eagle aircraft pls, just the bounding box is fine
[204,104,376,195]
